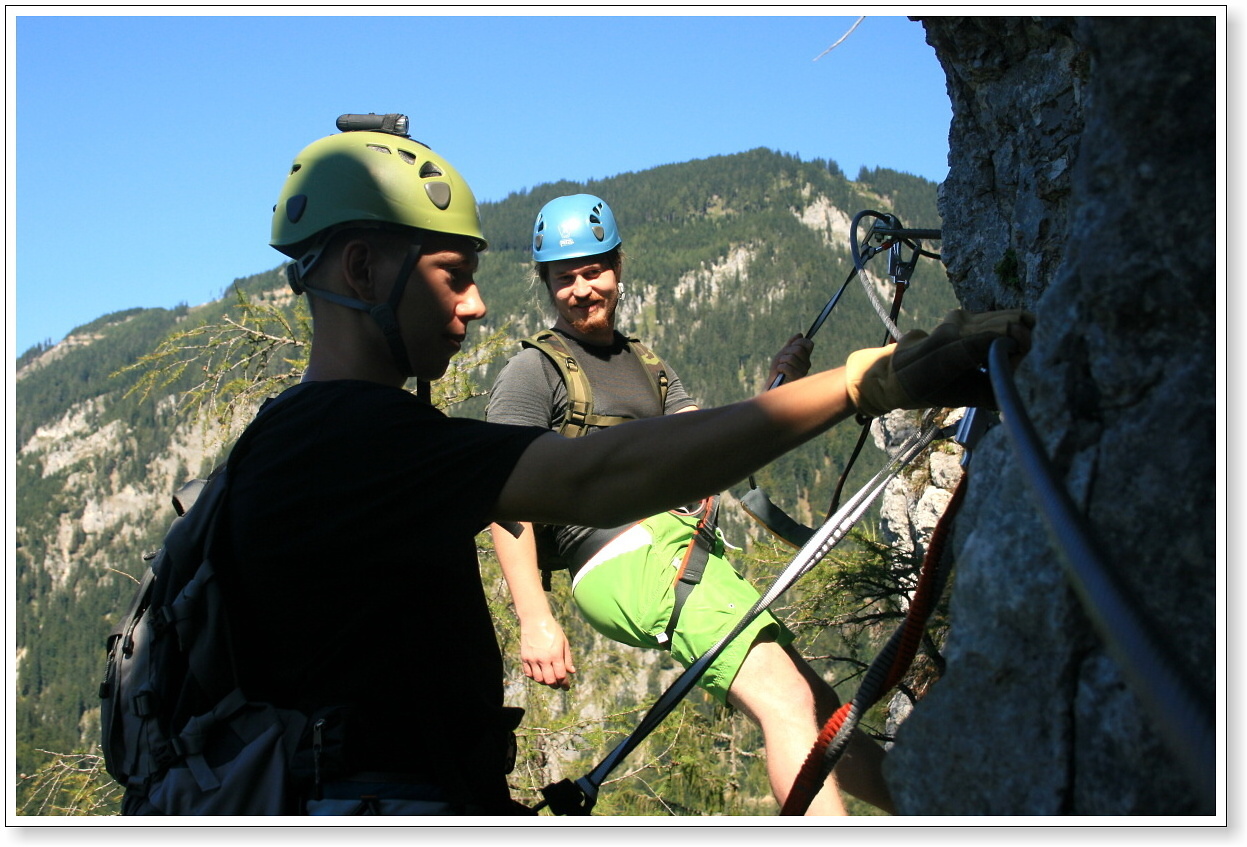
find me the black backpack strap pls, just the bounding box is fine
[165,384,310,723]
[657,496,719,651]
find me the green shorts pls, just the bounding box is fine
[570,509,794,703]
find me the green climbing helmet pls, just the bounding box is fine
[270,119,487,279]
[268,116,488,380]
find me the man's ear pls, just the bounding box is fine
[340,237,380,303]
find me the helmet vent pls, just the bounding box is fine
[398,149,417,165]
[365,144,392,154]
[419,161,445,179]
[286,194,308,224]
[425,182,452,210]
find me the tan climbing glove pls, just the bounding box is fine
[844,309,1036,417]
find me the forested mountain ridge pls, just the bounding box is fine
[14,148,957,812]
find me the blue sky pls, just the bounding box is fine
[10,11,956,357]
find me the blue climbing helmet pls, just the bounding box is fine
[532,194,622,263]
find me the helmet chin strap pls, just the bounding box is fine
[296,241,423,381]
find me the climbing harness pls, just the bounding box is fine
[659,497,720,649]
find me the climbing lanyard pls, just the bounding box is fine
[829,213,940,517]
[751,211,942,536]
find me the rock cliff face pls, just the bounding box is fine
[884,17,1216,815]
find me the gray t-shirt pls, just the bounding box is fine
[486,329,696,564]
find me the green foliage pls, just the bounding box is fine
[15,750,122,816]
[432,325,515,415]
[994,247,1022,292]
[113,285,312,443]
[110,280,511,444]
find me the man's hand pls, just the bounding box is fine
[519,615,576,690]
[767,334,815,388]
[844,309,1036,417]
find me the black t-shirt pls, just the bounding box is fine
[220,380,546,776]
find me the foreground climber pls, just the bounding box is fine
[196,116,1034,815]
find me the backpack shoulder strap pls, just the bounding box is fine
[521,330,614,438]
[522,330,671,437]
[624,336,669,412]
[160,384,310,698]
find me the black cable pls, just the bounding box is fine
[987,338,1215,810]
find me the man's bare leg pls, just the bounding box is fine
[727,639,894,815]
[784,644,895,814]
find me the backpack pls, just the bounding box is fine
[518,330,670,587]
[521,330,669,439]
[98,389,334,815]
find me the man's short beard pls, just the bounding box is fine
[566,298,617,337]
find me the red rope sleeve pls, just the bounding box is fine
[781,473,968,816]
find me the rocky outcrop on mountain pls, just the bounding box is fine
[883,16,1216,815]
